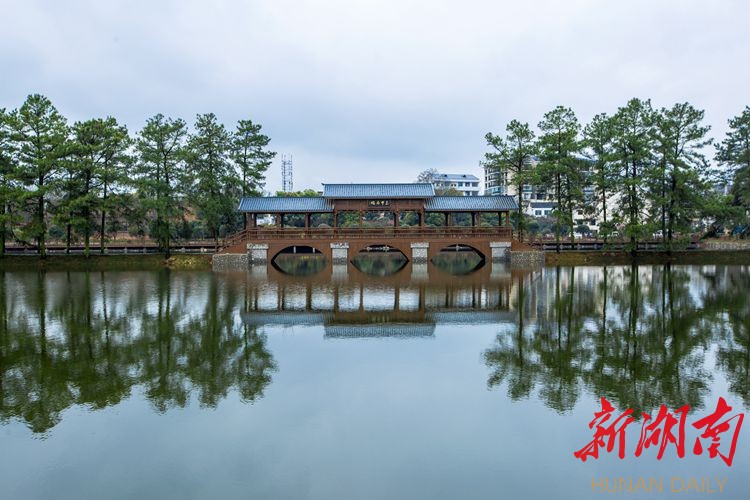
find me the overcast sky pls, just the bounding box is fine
[2,0,749,192]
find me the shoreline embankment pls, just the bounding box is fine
[0,254,213,271]
[1,248,750,271]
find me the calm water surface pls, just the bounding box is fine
[0,263,748,499]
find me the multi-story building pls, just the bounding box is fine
[484,163,505,195]
[483,157,617,235]
[431,173,480,196]
[484,157,548,201]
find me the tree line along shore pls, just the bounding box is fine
[1,95,749,259]
[482,99,750,252]
[0,94,275,258]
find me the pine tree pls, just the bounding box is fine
[537,106,584,252]
[232,120,275,197]
[134,114,187,258]
[484,120,537,241]
[231,119,275,230]
[186,113,237,248]
[651,103,712,251]
[716,106,750,212]
[55,149,81,253]
[10,94,70,258]
[96,118,130,253]
[0,108,17,256]
[609,98,656,253]
[583,113,617,243]
[66,118,131,256]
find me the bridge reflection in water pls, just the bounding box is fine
[239,262,529,339]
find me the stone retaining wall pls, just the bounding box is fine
[212,253,248,271]
[702,240,750,250]
[510,250,545,268]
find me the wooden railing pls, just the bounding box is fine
[221,226,512,249]
[221,228,253,250]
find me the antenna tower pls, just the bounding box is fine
[281,154,293,192]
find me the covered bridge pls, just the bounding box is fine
[237,183,518,229]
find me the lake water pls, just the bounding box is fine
[0,262,748,499]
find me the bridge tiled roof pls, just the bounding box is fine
[323,183,435,198]
[324,324,436,338]
[238,197,333,213]
[425,196,518,211]
[238,189,518,213]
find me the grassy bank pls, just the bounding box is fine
[0,254,213,271]
[545,250,750,266]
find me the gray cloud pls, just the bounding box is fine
[2,0,748,191]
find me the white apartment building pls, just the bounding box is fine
[432,173,480,196]
[484,165,505,196]
[483,159,618,235]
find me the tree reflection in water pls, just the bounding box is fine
[1,264,749,435]
[0,271,276,434]
[484,264,750,416]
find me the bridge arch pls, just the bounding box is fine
[432,243,487,259]
[349,242,409,277]
[348,241,410,260]
[270,244,327,260]
[271,245,328,276]
[430,243,487,275]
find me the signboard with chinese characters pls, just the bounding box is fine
[368,200,390,207]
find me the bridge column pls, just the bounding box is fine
[246,243,269,279]
[248,243,269,264]
[489,241,511,262]
[331,242,349,282]
[330,242,349,263]
[410,242,429,263]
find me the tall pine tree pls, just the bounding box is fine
[186,113,237,247]
[609,98,656,253]
[65,117,131,256]
[537,106,584,252]
[232,119,275,230]
[583,113,617,243]
[10,95,69,258]
[651,103,711,251]
[134,114,187,257]
[0,108,17,256]
[232,120,275,196]
[484,120,537,241]
[716,106,750,214]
